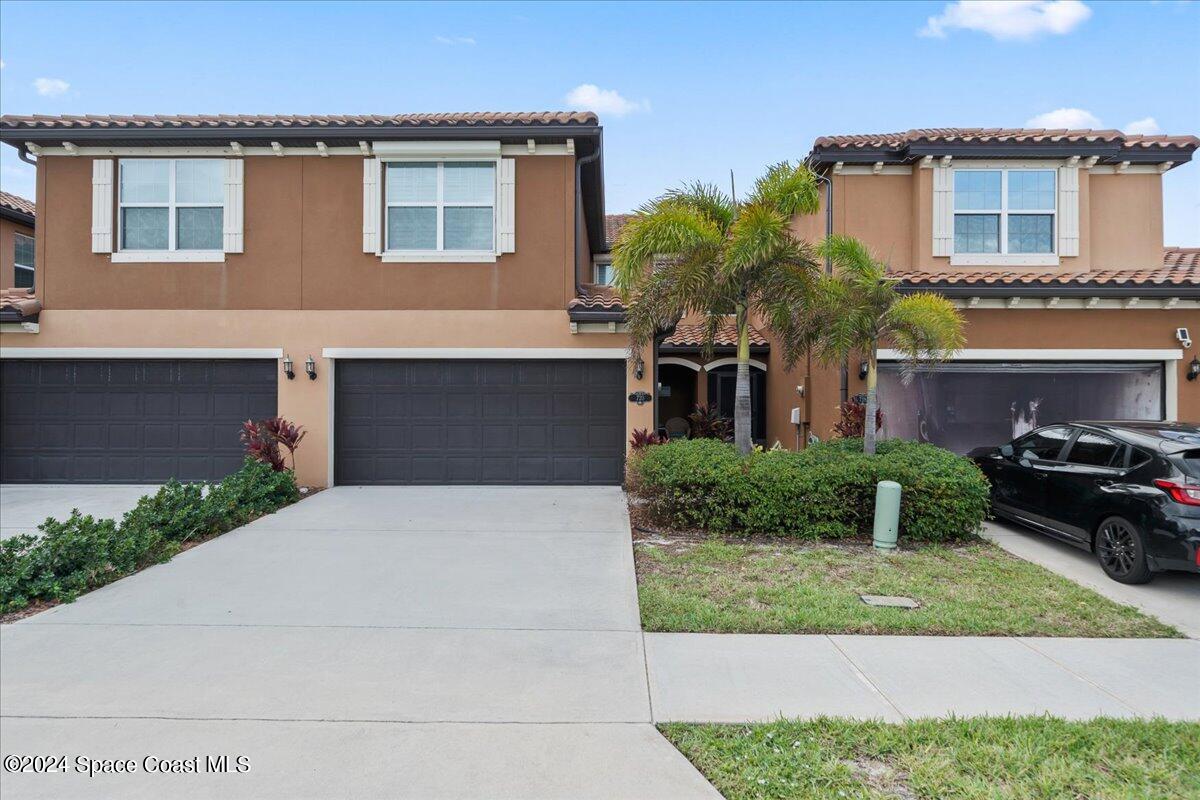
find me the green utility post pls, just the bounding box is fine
[873,480,901,551]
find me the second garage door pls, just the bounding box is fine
[335,359,626,485]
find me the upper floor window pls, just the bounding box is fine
[119,159,223,253]
[593,258,613,285]
[953,169,1055,256]
[14,233,34,289]
[385,161,495,253]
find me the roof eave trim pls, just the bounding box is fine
[808,141,1196,168]
[567,309,625,323]
[896,283,1200,299]
[1,123,604,146]
[0,206,35,227]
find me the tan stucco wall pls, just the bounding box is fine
[36,154,578,311]
[1,216,35,287]
[802,309,1199,445]
[828,167,1168,272]
[0,309,650,487]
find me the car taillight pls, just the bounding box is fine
[1152,479,1200,506]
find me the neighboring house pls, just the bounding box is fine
[0,190,36,290]
[591,128,1200,453]
[0,112,654,487]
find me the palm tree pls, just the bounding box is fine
[612,163,822,454]
[801,235,966,455]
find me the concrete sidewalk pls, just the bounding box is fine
[982,520,1200,638]
[645,633,1200,723]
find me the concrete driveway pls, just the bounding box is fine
[982,520,1200,638]
[0,484,156,539]
[1,486,718,799]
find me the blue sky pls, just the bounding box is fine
[1,0,1197,245]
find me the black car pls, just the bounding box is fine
[970,421,1200,584]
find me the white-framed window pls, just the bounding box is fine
[593,258,613,285]
[13,232,34,289]
[118,159,224,254]
[384,160,496,255]
[953,168,1056,257]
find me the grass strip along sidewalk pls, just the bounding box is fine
[662,717,1200,800]
[636,538,1180,638]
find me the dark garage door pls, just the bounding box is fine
[335,359,625,485]
[1,359,276,484]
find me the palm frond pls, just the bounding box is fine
[663,181,735,233]
[611,203,723,294]
[724,204,790,274]
[884,292,966,365]
[751,162,821,217]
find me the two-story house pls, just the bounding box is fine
[2,118,1198,489]
[0,113,655,487]
[589,128,1200,454]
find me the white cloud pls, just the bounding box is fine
[1025,107,1103,129]
[1123,116,1161,135]
[33,77,70,96]
[921,1,1091,41]
[564,84,649,117]
[434,35,476,46]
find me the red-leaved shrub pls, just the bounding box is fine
[241,416,306,472]
[832,397,883,439]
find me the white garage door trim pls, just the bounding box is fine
[877,348,1183,422]
[322,347,628,360]
[0,347,284,359]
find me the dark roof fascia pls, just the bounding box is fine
[0,309,36,323]
[809,141,1194,169]
[659,344,770,355]
[1,122,604,146]
[896,282,1200,299]
[0,205,34,228]
[567,308,625,323]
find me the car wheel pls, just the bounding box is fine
[1095,516,1152,584]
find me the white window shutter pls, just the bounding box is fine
[498,157,515,253]
[1057,165,1080,257]
[222,159,244,253]
[91,159,113,253]
[363,157,380,253]
[932,165,953,257]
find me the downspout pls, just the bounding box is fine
[810,164,848,405]
[574,136,603,292]
[17,145,38,167]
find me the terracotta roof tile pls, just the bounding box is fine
[568,283,625,312]
[813,127,1199,150]
[1164,247,1200,270]
[605,213,634,247]
[0,288,40,319]
[0,191,35,217]
[891,263,1199,289]
[664,320,768,348]
[0,112,598,131]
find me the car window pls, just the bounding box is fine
[1015,426,1072,461]
[1065,432,1124,468]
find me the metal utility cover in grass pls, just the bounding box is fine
[859,594,920,609]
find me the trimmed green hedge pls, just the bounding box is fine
[630,438,989,541]
[0,459,299,614]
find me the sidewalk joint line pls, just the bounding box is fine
[826,635,909,721]
[1015,638,1142,715]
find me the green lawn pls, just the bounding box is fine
[635,538,1179,637]
[661,717,1200,800]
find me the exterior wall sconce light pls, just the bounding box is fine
[282,354,295,380]
[1188,356,1199,382]
[858,360,869,380]
[305,355,317,381]
[634,358,644,381]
